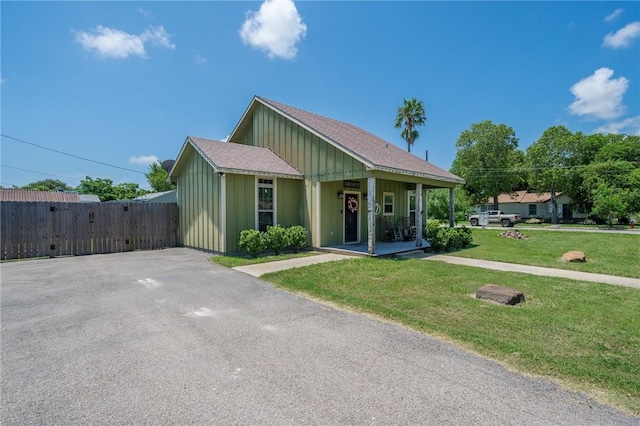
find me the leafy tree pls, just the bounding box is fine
[573,134,640,218]
[114,182,148,200]
[77,177,147,201]
[145,161,176,192]
[394,98,426,153]
[594,134,640,163]
[450,120,522,209]
[426,187,473,223]
[20,179,73,192]
[525,126,574,224]
[591,184,629,227]
[77,177,117,201]
[561,132,609,212]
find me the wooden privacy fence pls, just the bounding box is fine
[1,202,179,260]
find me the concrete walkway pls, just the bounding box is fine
[424,255,640,289]
[233,251,640,289]
[233,253,352,277]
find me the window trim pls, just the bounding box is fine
[256,177,276,231]
[383,192,394,216]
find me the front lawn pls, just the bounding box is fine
[450,229,640,278]
[264,258,640,414]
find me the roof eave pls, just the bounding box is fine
[217,167,303,180]
[368,165,465,185]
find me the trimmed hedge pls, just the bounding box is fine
[425,220,473,252]
[238,225,309,258]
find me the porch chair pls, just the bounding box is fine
[382,217,403,242]
[400,217,417,241]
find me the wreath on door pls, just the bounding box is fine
[347,196,358,213]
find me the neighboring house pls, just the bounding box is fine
[475,190,587,222]
[169,96,464,255]
[0,189,99,203]
[133,190,177,203]
[78,194,101,203]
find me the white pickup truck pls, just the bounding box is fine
[468,211,521,227]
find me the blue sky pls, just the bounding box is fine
[2,1,639,190]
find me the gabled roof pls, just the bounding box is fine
[229,96,464,184]
[0,189,83,203]
[170,136,303,180]
[487,190,555,204]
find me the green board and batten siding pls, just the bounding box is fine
[233,104,370,247]
[224,174,254,253]
[176,143,304,253]
[234,104,427,246]
[177,145,223,252]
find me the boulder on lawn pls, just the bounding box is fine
[561,251,586,262]
[476,284,525,305]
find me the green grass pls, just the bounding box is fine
[449,229,640,278]
[458,221,634,229]
[210,250,320,268]
[264,258,640,414]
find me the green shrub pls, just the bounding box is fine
[457,226,473,247]
[427,225,473,252]
[265,225,288,255]
[579,218,597,226]
[424,220,441,241]
[286,225,308,253]
[239,229,266,258]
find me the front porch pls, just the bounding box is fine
[320,240,431,257]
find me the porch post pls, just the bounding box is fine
[316,181,321,248]
[449,187,455,228]
[367,177,376,255]
[416,183,423,247]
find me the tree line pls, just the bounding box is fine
[450,121,639,225]
[4,161,176,202]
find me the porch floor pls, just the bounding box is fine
[320,240,430,257]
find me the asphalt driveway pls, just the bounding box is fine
[1,248,636,425]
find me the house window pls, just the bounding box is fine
[528,204,537,216]
[257,178,275,232]
[408,191,416,225]
[383,192,394,216]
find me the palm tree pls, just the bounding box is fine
[394,98,427,153]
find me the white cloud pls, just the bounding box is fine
[604,8,623,23]
[195,54,207,64]
[75,25,175,59]
[239,0,307,60]
[139,8,153,19]
[141,26,176,50]
[602,21,640,49]
[129,155,159,166]
[595,116,640,136]
[568,68,628,120]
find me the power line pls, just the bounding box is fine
[1,134,145,175]
[0,165,82,182]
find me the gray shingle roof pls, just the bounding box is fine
[187,136,303,179]
[0,189,82,203]
[255,96,464,184]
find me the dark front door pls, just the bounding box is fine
[344,193,359,243]
[562,204,572,221]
